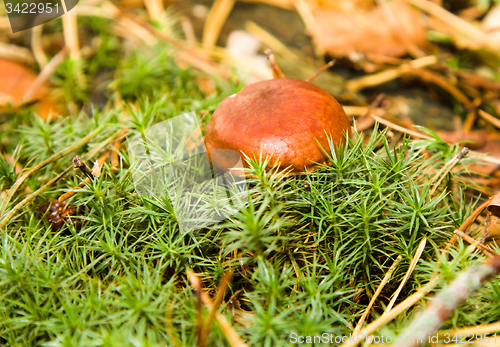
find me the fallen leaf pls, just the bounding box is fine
[312,0,427,58]
[0,58,62,120]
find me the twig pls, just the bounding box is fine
[306,60,335,83]
[353,254,402,334]
[59,152,107,203]
[385,237,427,313]
[394,256,500,347]
[430,147,469,195]
[58,180,89,203]
[72,156,95,181]
[264,49,285,79]
[0,124,106,219]
[454,230,499,259]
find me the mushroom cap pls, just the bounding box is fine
[205,78,351,175]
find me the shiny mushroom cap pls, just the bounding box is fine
[205,78,351,175]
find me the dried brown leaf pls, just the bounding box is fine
[0,58,61,120]
[312,0,427,58]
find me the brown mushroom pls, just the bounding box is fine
[204,58,351,176]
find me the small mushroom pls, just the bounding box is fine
[205,54,351,176]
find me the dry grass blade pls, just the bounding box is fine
[371,114,500,167]
[0,124,107,221]
[346,55,437,91]
[199,291,249,347]
[344,106,371,117]
[409,68,472,108]
[244,21,301,62]
[441,197,492,257]
[478,109,500,129]
[143,0,164,23]
[61,0,80,58]
[408,0,485,41]
[198,271,233,347]
[353,254,403,334]
[0,128,121,229]
[394,256,500,347]
[58,180,89,203]
[264,49,285,78]
[113,6,234,80]
[0,42,36,65]
[385,237,426,313]
[293,0,320,40]
[23,47,69,101]
[306,60,335,83]
[195,278,204,344]
[31,25,47,69]
[181,16,197,47]
[454,230,499,259]
[202,0,236,49]
[186,269,248,347]
[371,114,432,139]
[437,322,500,339]
[339,277,440,347]
[165,301,183,347]
[111,137,121,171]
[430,147,469,195]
